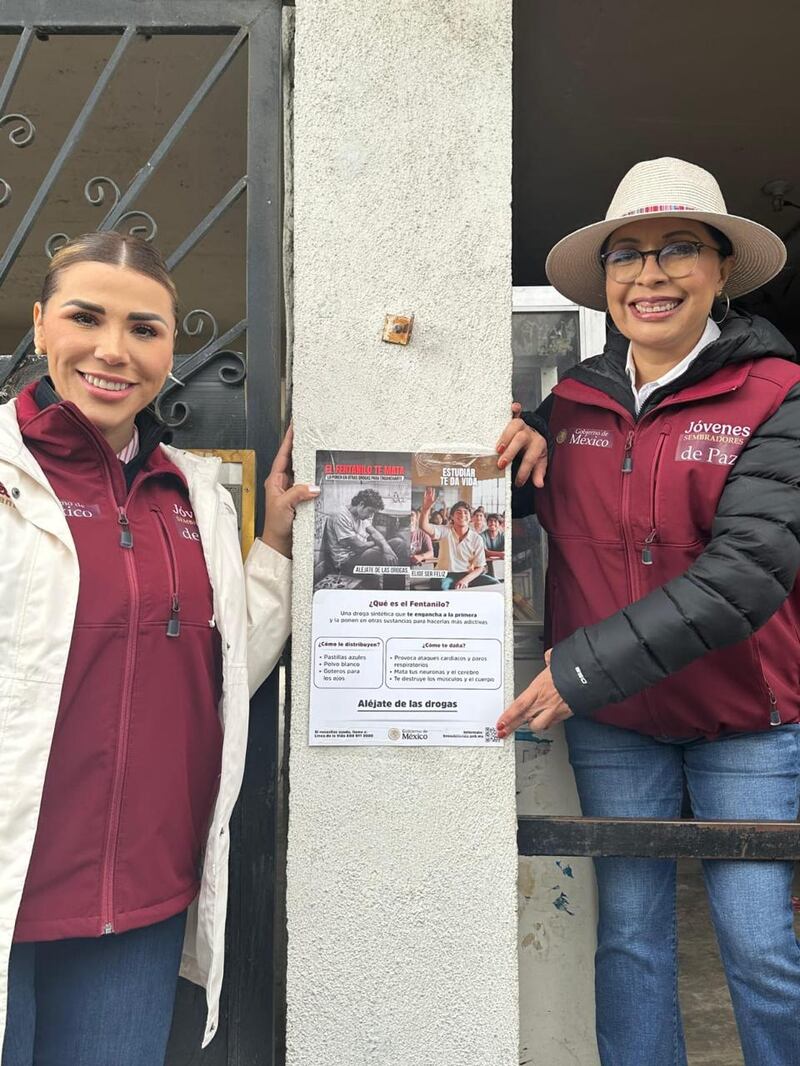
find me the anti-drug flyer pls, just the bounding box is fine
[310,449,507,746]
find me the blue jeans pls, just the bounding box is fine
[2,911,186,1066]
[564,717,800,1066]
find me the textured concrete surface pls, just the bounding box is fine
[517,853,794,1066]
[515,658,598,1065]
[287,3,516,1066]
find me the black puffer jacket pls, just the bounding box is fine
[514,312,800,737]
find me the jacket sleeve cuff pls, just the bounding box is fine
[245,536,293,581]
[511,475,536,519]
[521,409,553,451]
[244,538,292,695]
[511,410,552,519]
[549,629,621,717]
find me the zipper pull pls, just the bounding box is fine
[622,430,634,473]
[118,507,133,548]
[167,594,181,638]
[769,688,781,726]
[642,528,656,565]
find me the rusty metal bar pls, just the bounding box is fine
[518,816,800,861]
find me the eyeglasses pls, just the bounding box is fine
[600,240,724,284]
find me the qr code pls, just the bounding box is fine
[485,726,499,742]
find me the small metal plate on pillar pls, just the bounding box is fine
[381,313,414,345]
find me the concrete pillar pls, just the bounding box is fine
[515,704,599,1064]
[287,3,517,1064]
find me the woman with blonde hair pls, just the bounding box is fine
[0,232,316,1065]
[497,158,800,1065]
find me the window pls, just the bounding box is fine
[511,287,605,657]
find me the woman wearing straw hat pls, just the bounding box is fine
[495,158,800,1065]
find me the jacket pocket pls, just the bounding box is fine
[643,426,671,563]
[648,428,671,532]
[152,507,182,637]
[750,635,782,726]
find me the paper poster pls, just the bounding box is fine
[310,449,507,746]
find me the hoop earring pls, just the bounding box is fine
[605,311,623,336]
[711,293,730,325]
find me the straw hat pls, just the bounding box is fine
[545,157,787,311]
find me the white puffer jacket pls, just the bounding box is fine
[0,398,291,1048]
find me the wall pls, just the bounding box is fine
[287,3,517,1064]
[515,674,599,1065]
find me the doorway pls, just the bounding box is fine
[0,5,285,1062]
[512,2,800,1062]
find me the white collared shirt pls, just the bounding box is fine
[626,318,720,414]
[429,523,487,573]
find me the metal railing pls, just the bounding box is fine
[518,815,800,860]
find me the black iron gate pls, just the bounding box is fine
[1,3,285,1062]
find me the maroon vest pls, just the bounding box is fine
[14,385,223,941]
[536,357,800,738]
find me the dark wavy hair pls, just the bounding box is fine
[351,489,384,511]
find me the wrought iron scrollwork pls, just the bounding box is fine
[155,316,247,428]
[45,232,71,259]
[0,112,36,207]
[155,348,246,427]
[157,396,191,429]
[182,309,219,347]
[84,175,121,209]
[114,209,158,242]
[0,350,47,403]
[216,352,247,385]
[44,175,158,253]
[0,112,36,147]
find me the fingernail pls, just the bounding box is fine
[497,443,506,454]
[497,458,506,468]
[310,484,321,493]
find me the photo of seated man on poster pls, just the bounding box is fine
[324,489,408,573]
[313,451,411,590]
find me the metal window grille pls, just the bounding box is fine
[1,4,285,1063]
